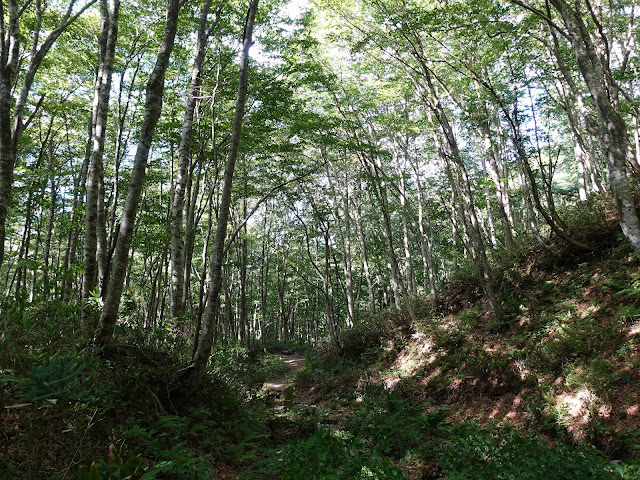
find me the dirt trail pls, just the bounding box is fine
[263,353,305,393]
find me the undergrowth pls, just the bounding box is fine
[3,195,640,479]
[0,299,278,479]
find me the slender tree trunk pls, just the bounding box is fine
[62,120,92,300]
[517,153,544,243]
[94,0,182,346]
[322,230,340,349]
[353,190,376,314]
[358,148,416,321]
[511,113,592,251]
[410,160,437,302]
[42,142,57,297]
[425,72,504,320]
[183,146,204,315]
[276,255,286,341]
[239,196,248,346]
[175,0,259,395]
[482,159,498,249]
[479,104,515,252]
[28,200,44,301]
[83,0,120,305]
[325,159,355,327]
[399,174,417,293]
[9,122,51,300]
[259,202,271,352]
[170,0,213,320]
[194,195,215,352]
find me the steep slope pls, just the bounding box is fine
[277,227,640,478]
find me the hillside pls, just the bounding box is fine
[247,226,640,479]
[3,218,640,479]
[4,1,640,478]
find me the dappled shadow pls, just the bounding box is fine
[263,353,305,393]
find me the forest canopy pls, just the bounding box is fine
[1,0,640,388]
[4,0,640,478]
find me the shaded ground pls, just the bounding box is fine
[263,353,306,393]
[264,238,640,478]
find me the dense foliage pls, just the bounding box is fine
[2,0,640,477]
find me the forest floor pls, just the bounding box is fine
[238,231,640,479]
[262,353,306,394]
[3,222,640,478]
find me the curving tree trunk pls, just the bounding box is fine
[512,0,640,258]
[549,0,640,258]
[94,0,182,346]
[174,0,259,396]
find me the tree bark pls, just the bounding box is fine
[174,0,259,395]
[83,0,120,306]
[42,141,58,297]
[94,0,182,346]
[325,158,355,327]
[170,0,214,320]
[353,186,376,314]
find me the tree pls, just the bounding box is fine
[169,0,219,321]
[174,0,259,395]
[94,0,182,346]
[83,0,120,309]
[512,0,640,258]
[0,0,97,268]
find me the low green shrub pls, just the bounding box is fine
[244,428,405,480]
[439,423,626,480]
[78,445,145,480]
[338,310,412,362]
[109,413,217,479]
[1,352,97,403]
[346,391,448,460]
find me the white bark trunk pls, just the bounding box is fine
[175,0,259,394]
[170,0,213,320]
[95,0,182,346]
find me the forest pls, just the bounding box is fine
[2,0,640,477]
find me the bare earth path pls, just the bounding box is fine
[263,353,306,393]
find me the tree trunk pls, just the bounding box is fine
[357,147,416,321]
[94,0,182,346]
[353,188,376,314]
[478,101,516,252]
[83,0,120,306]
[410,159,437,302]
[325,159,355,327]
[42,141,58,297]
[322,230,340,349]
[548,0,640,258]
[170,0,213,320]
[183,146,204,316]
[62,119,92,300]
[174,0,259,395]
[424,71,504,321]
[239,196,249,346]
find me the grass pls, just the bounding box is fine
[0,301,277,479]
